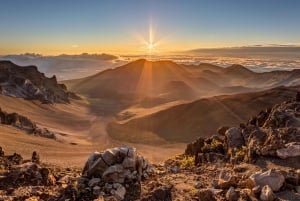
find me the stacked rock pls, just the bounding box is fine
[82,146,153,200]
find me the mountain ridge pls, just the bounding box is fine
[0,60,79,103]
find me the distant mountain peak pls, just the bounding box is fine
[224,64,254,75]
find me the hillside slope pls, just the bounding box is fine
[109,86,300,143]
[64,59,300,111]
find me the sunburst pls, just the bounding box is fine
[145,22,157,53]
[135,20,159,54]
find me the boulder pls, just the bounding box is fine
[247,169,284,192]
[225,127,244,155]
[260,185,276,201]
[276,142,300,159]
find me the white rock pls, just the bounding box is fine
[247,169,284,192]
[114,185,126,200]
[276,143,300,159]
[88,178,101,187]
[260,185,276,201]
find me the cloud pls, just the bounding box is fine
[1,47,300,81]
[0,53,125,80]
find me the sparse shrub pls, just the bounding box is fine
[201,138,224,154]
[189,187,197,197]
[179,156,194,168]
[233,146,248,161]
[166,155,194,169]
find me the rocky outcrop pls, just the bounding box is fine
[0,107,57,140]
[182,93,300,200]
[186,93,300,163]
[0,60,79,103]
[0,107,37,131]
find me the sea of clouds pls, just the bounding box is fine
[1,46,299,80]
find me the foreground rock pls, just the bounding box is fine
[260,185,276,201]
[0,148,82,200]
[247,169,285,192]
[81,146,152,200]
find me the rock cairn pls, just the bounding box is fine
[80,146,153,200]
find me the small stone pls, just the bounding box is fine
[251,185,261,197]
[24,197,39,201]
[285,172,299,186]
[93,186,101,196]
[0,146,4,156]
[31,151,40,164]
[114,185,126,200]
[88,178,101,187]
[295,186,300,193]
[171,166,180,173]
[143,172,149,179]
[260,185,276,201]
[194,182,203,189]
[94,195,104,201]
[122,157,136,169]
[218,126,230,136]
[113,183,122,189]
[218,171,237,189]
[197,189,216,201]
[226,187,240,201]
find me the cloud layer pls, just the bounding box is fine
[1,46,300,80]
[0,53,125,80]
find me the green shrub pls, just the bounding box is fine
[201,138,224,153]
[234,146,248,160]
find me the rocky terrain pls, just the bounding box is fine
[1,93,300,200]
[0,107,56,140]
[0,61,79,103]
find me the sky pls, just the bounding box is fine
[1,0,300,55]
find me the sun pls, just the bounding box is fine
[146,41,156,52]
[145,22,157,53]
[135,19,160,54]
